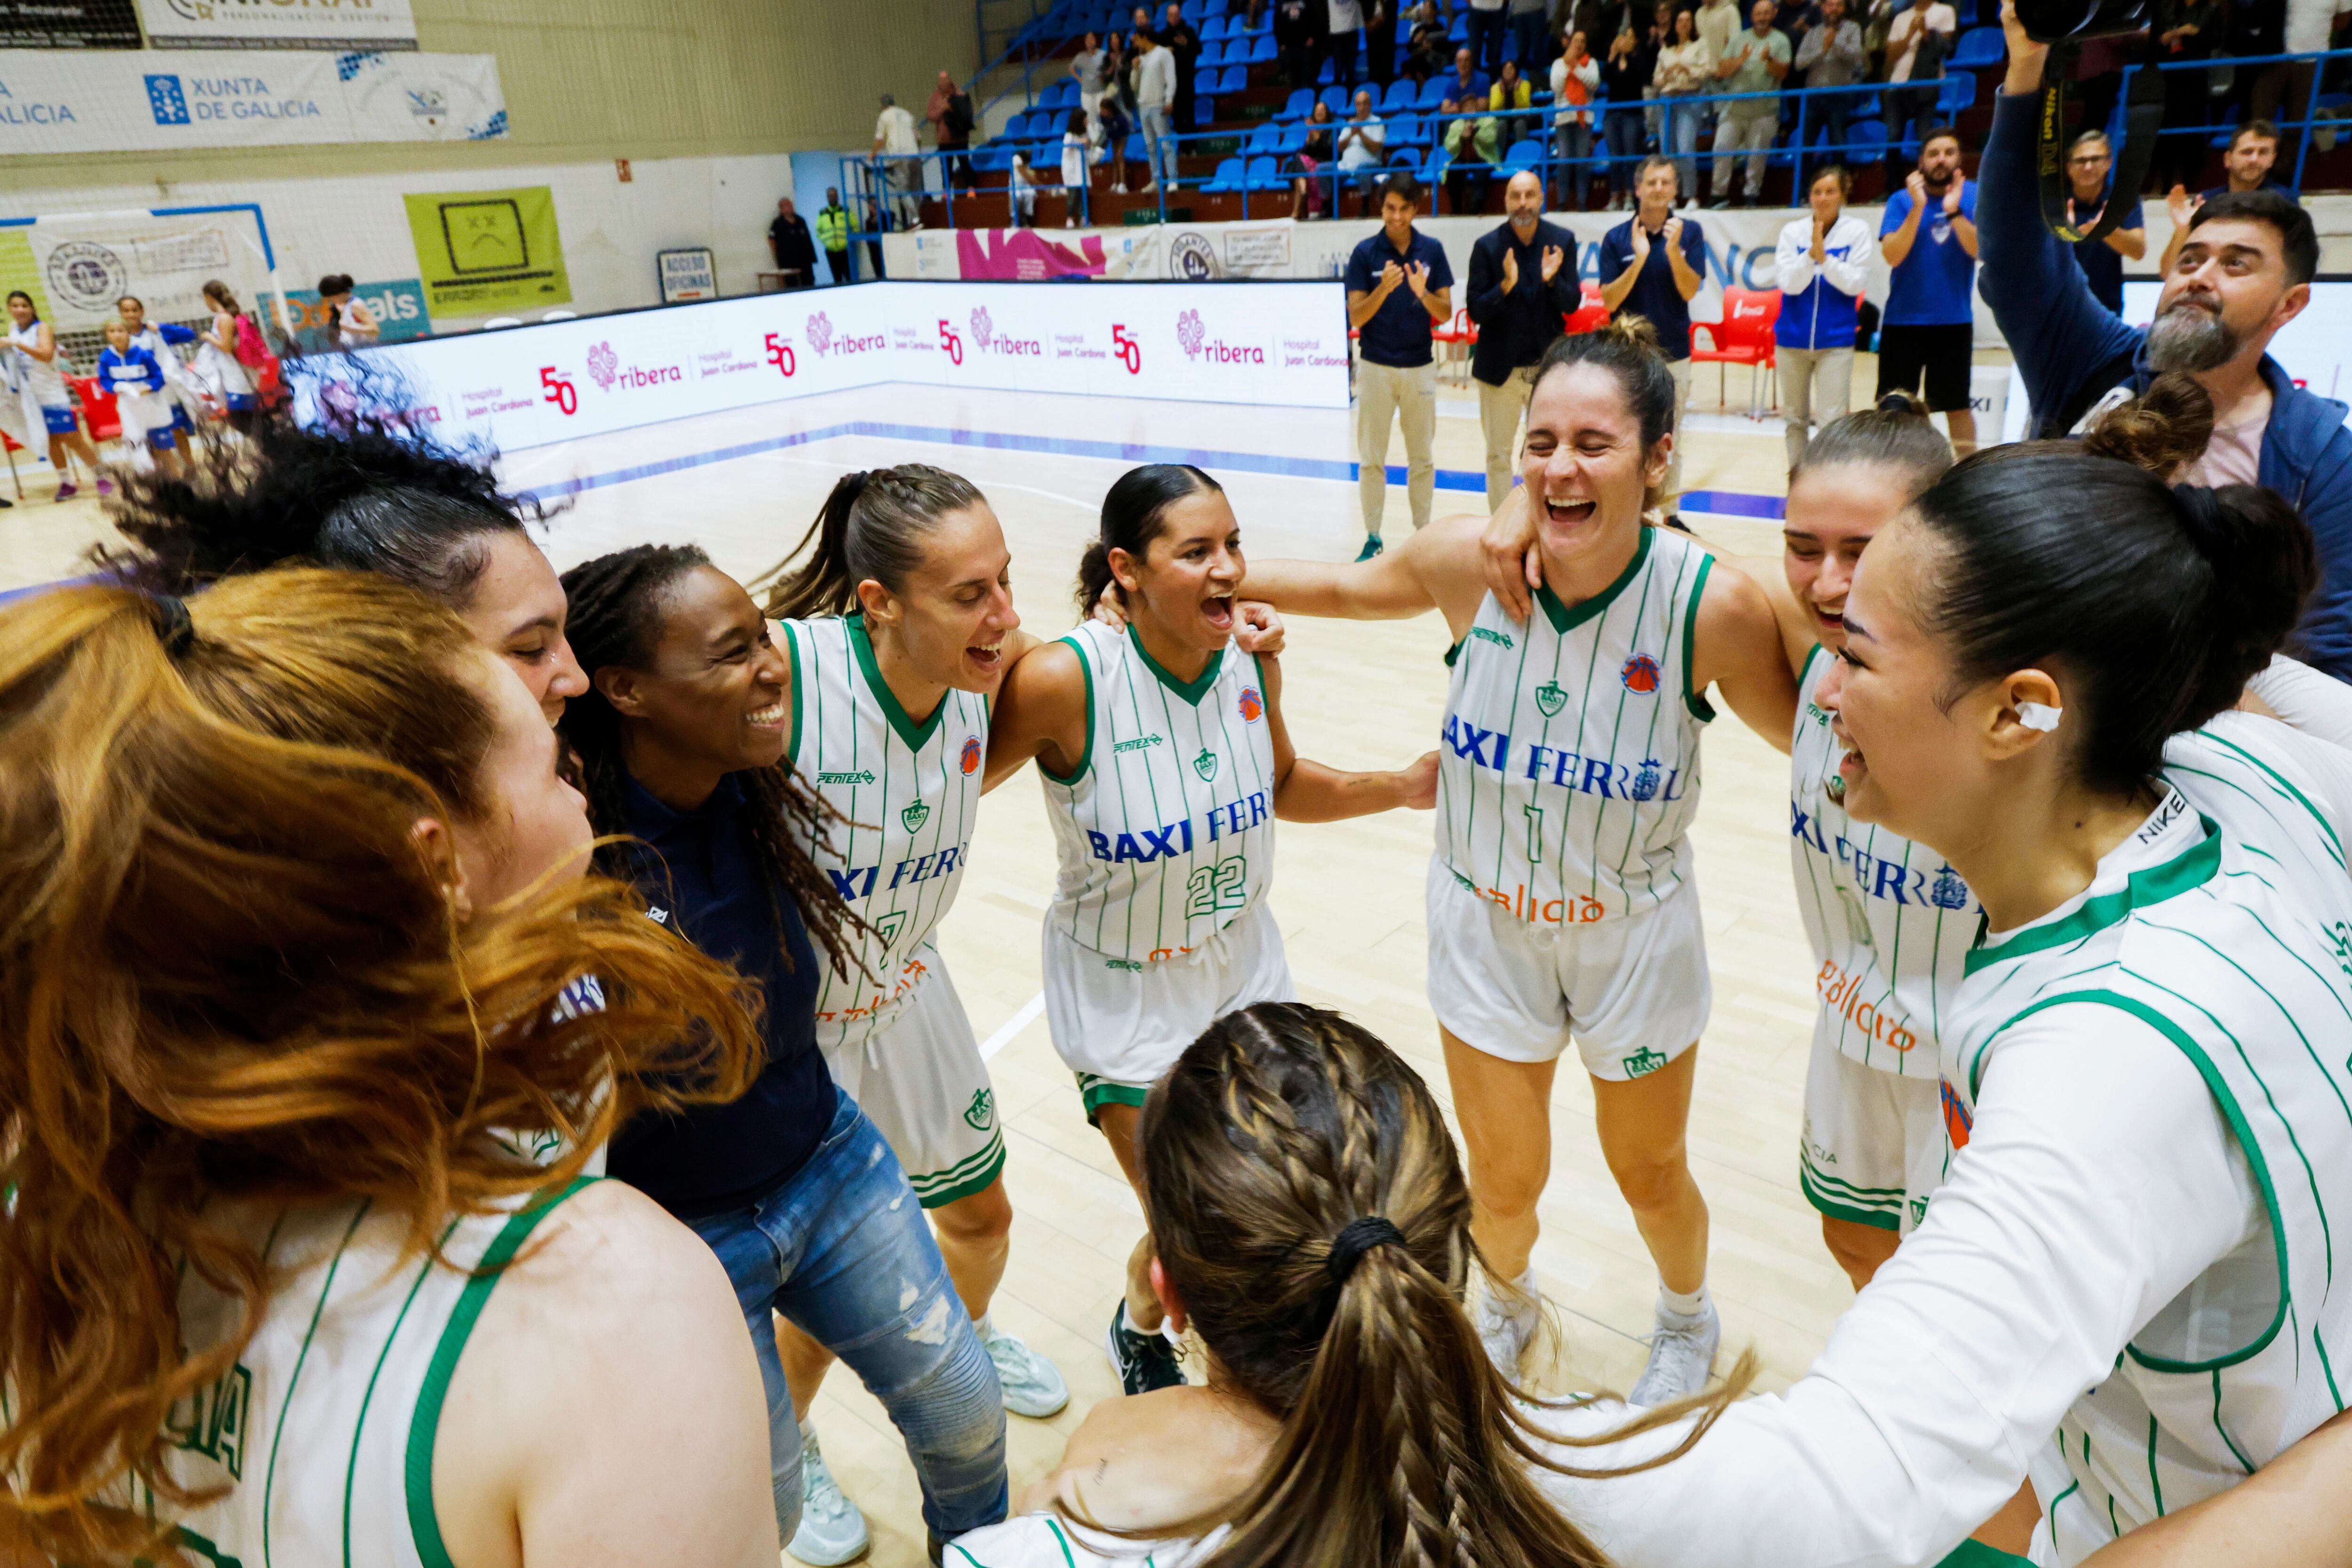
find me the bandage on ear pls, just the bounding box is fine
[2016,701,2063,732]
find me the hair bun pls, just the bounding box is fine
[1874,390,1927,419]
[2170,481,2316,730]
[1603,313,1662,357]
[2082,373,2215,480]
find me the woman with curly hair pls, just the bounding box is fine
[0,569,779,1568]
[558,542,1010,1560]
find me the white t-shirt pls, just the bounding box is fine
[876,103,920,154]
[1337,114,1384,168]
[2178,391,2269,488]
[2287,0,2342,53]
[1887,0,1956,81]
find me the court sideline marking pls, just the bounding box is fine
[980,991,1046,1060]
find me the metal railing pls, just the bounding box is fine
[852,42,2351,251]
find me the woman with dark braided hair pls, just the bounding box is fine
[948,1001,1750,1568]
[557,541,1009,1561]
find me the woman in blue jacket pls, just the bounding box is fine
[1772,165,1877,469]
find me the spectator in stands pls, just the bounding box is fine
[1276,0,1319,88]
[2150,0,2220,193]
[1324,0,1364,90]
[1104,27,1132,119]
[1774,164,1875,465]
[1642,2,1674,148]
[873,92,923,229]
[817,187,851,284]
[1468,170,1581,507]
[1600,18,1654,211]
[1708,0,1789,208]
[1367,0,1400,90]
[1598,157,1702,504]
[1072,32,1110,130]
[1876,124,1978,453]
[1655,8,1713,208]
[1490,56,1535,143]
[1879,0,1954,190]
[1792,0,1865,182]
[1163,3,1203,131]
[768,197,817,289]
[1404,1,1452,81]
[2159,120,2290,278]
[1338,88,1390,212]
[2063,129,2145,319]
[1345,173,1454,557]
[2224,0,2287,132]
[1510,0,1553,76]
[1135,26,1178,191]
[2275,0,2345,166]
[1984,8,2352,680]
[1008,151,1042,226]
[928,70,977,191]
[1097,86,1136,191]
[1443,96,1503,213]
[1061,109,1092,226]
[1550,29,1599,208]
[1291,98,1338,217]
[1694,0,1740,66]
[1467,0,1507,78]
[1448,44,1491,103]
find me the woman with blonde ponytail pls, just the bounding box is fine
[946,1001,1748,1568]
[1232,317,1799,1406]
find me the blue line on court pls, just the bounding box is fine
[516,418,1781,518]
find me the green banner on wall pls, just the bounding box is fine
[403,186,571,316]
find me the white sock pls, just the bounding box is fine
[1659,1281,1710,1320]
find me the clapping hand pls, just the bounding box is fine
[1631,220,1653,262]
[1942,176,1964,216]
[1540,243,1565,283]
[1502,247,1521,291]
[1405,260,1432,298]
[1905,169,1927,206]
[1379,259,1406,295]
[2167,183,2198,228]
[1662,214,1685,251]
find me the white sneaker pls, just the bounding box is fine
[1473,1271,1540,1379]
[1628,1300,1720,1408]
[1112,181,1128,192]
[788,1428,870,1566]
[982,1321,1072,1418]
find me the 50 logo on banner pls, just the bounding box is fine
[315,281,1346,455]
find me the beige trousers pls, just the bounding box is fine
[1666,355,1692,500]
[1358,358,1439,537]
[1476,363,1538,511]
[1779,345,1854,470]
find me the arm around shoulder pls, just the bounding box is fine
[986,635,1090,788]
[1692,554,1798,751]
[433,1179,780,1568]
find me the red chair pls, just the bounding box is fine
[1690,287,1780,420]
[66,375,121,443]
[1563,281,1609,336]
[1430,305,1478,386]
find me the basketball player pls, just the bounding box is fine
[744,465,1069,1565]
[1237,320,1799,1405]
[0,571,779,1568]
[1526,432,2352,1566]
[945,1003,1750,1568]
[987,462,1438,1395]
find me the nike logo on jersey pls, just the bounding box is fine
[826,844,966,900]
[1443,715,1687,803]
[1083,792,1270,864]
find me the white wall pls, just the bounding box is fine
[0,153,798,329]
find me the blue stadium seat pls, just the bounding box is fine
[1844,118,1889,159]
[1202,14,1231,39]
[1500,137,1544,174]
[1416,77,1449,110]
[1181,0,1204,19]
[1317,55,1336,82]
[1243,10,1271,33]
[1216,64,1247,92]
[1203,0,1228,13]
[1246,154,1286,188]
[1278,85,1315,119]
[1277,122,1308,151]
[1043,79,1077,108]
[1387,111,1426,145]
[1245,122,1279,152]
[1195,68,1220,98]
[1382,78,1417,110]
[1449,14,1468,39]
[1947,26,2004,69]
[1125,132,1147,158]
[1250,33,1276,61]
[1937,70,1976,114]
[1320,83,1353,113]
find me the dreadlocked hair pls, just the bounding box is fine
[556,543,863,980]
[94,402,542,612]
[1123,1002,1755,1568]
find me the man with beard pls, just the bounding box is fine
[1980,0,2352,680]
[1875,126,1979,453]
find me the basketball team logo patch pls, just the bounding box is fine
[1533,680,1567,718]
[960,735,982,774]
[1940,1079,1972,1151]
[1238,686,1263,722]
[1621,653,1662,694]
[901,799,930,833]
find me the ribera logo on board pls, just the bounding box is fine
[581,340,682,393]
[1175,308,1263,366]
[805,310,883,358]
[965,307,1040,358]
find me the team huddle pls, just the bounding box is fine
[8,221,2352,1568]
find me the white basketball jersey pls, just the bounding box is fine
[6,320,68,406]
[1945,717,2352,1557]
[146,1179,594,1568]
[782,613,989,1050]
[1436,523,1711,928]
[1041,621,1279,963]
[1790,644,1981,1076]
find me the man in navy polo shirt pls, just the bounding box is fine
[1346,172,1454,559]
[1598,155,1705,504]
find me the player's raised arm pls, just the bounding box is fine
[984,634,1089,791]
[1239,509,1492,638]
[1254,651,1439,822]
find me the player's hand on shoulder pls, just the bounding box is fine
[1478,484,1543,622]
[1398,748,1440,809]
[1233,600,1286,655]
[1089,581,1128,631]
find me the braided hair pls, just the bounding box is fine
[1129,1002,1752,1568]
[557,543,862,979]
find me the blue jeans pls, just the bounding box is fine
[686,1088,1008,1544]
[1553,120,1591,208]
[1667,95,1705,203]
[1604,107,1644,198]
[1140,103,1176,185]
[1509,9,1548,71]
[1466,6,1504,77]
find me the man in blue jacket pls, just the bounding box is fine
[1981,0,2352,681]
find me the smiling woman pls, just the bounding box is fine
[556,542,1013,1561]
[987,461,1437,1397]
